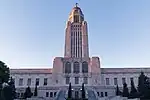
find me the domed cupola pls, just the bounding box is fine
[68,3,84,23]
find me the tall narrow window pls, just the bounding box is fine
[44,78,48,86]
[106,78,110,85]
[114,78,118,85]
[105,92,108,97]
[36,78,40,86]
[75,77,79,84]
[50,92,53,97]
[65,62,71,73]
[19,78,23,86]
[73,62,80,73]
[82,61,88,73]
[66,77,70,84]
[46,92,49,97]
[101,92,104,97]
[84,77,88,84]
[27,78,31,86]
[122,78,126,84]
[54,92,57,97]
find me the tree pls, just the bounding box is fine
[0,61,10,84]
[138,72,150,99]
[82,83,86,99]
[34,82,38,96]
[3,84,13,100]
[116,85,122,96]
[24,86,32,99]
[129,79,137,99]
[0,61,10,100]
[8,77,16,99]
[67,83,72,99]
[122,83,129,98]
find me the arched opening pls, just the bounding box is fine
[65,62,71,73]
[82,61,88,73]
[73,62,80,73]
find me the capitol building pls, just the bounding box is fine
[10,4,150,100]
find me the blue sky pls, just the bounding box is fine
[0,0,150,69]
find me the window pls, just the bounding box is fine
[82,61,88,73]
[36,78,39,86]
[74,15,79,22]
[97,92,99,96]
[65,62,71,73]
[50,92,53,97]
[46,92,49,97]
[27,78,31,86]
[54,92,57,97]
[84,77,88,84]
[114,78,118,85]
[19,78,23,86]
[130,77,134,81]
[75,77,79,84]
[56,80,58,84]
[105,92,108,97]
[101,92,104,97]
[106,78,109,85]
[66,77,70,84]
[73,62,80,73]
[122,78,126,84]
[44,78,48,86]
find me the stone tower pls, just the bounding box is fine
[64,4,89,58]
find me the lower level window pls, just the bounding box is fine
[54,92,57,97]
[83,77,88,84]
[46,92,49,97]
[75,77,79,84]
[66,77,70,84]
[105,92,108,97]
[97,92,99,96]
[50,92,53,97]
[101,92,104,97]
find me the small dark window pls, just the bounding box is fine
[105,92,108,97]
[44,78,48,86]
[50,92,53,97]
[56,80,58,84]
[97,92,99,96]
[36,78,39,86]
[54,92,57,97]
[46,92,49,97]
[101,92,104,97]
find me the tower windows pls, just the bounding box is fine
[73,62,80,73]
[65,62,71,73]
[82,61,88,73]
[74,15,79,22]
